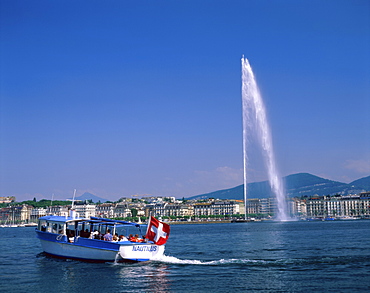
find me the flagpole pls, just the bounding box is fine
[145,211,152,238]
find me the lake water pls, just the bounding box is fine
[0,220,369,292]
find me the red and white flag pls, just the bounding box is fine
[145,216,170,245]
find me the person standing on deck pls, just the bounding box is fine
[103,229,113,241]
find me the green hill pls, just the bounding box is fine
[284,173,350,197]
[187,173,370,200]
[349,176,370,190]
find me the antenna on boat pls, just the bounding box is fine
[71,189,76,209]
[69,189,77,219]
[49,193,54,215]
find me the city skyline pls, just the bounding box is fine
[1,1,369,202]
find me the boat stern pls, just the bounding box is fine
[119,243,165,262]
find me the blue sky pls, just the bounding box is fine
[1,0,369,202]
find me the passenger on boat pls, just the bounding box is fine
[135,234,143,242]
[128,234,135,241]
[113,233,118,241]
[80,229,90,238]
[103,229,113,241]
[67,230,75,243]
[119,235,128,241]
[90,230,99,239]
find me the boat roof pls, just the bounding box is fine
[90,217,141,227]
[38,215,141,227]
[38,215,88,223]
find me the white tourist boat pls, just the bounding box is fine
[0,223,18,228]
[25,222,38,227]
[35,211,170,262]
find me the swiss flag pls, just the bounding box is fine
[145,216,170,245]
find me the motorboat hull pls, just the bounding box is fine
[36,230,164,262]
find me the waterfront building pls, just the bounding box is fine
[306,197,324,217]
[113,202,132,218]
[288,198,306,217]
[95,203,115,218]
[165,204,194,217]
[245,198,276,216]
[150,202,167,217]
[0,207,12,223]
[30,207,47,221]
[304,193,370,218]
[149,202,194,218]
[73,204,96,218]
[19,205,32,222]
[47,205,69,217]
[141,196,177,204]
[193,202,212,216]
[0,196,15,203]
[245,199,260,215]
[0,205,33,224]
[193,200,243,217]
[193,202,211,216]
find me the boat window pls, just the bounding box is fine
[115,225,144,238]
[45,222,63,234]
[58,223,65,234]
[67,222,75,231]
[46,222,52,233]
[38,220,47,231]
[77,222,93,238]
[66,222,77,238]
[98,224,111,235]
[52,223,58,233]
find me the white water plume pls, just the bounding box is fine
[241,57,289,221]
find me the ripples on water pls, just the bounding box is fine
[0,221,369,292]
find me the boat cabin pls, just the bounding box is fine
[37,215,146,242]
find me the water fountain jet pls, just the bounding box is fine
[241,57,289,221]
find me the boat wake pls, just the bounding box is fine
[153,255,270,266]
[153,254,369,267]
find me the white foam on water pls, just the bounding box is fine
[152,254,205,265]
[153,255,268,266]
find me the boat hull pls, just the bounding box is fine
[119,243,165,261]
[36,231,164,262]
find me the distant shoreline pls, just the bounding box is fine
[167,218,369,224]
[168,220,232,224]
